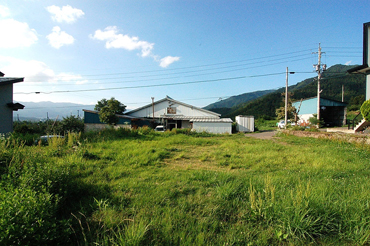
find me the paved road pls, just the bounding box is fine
[245,130,276,139]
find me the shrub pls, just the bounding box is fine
[360,100,370,121]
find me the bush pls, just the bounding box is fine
[0,186,69,245]
[360,100,370,121]
[61,115,84,133]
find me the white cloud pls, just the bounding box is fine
[91,26,154,57]
[0,19,38,48]
[159,56,180,68]
[46,5,84,24]
[0,5,10,17]
[0,56,85,85]
[0,56,55,83]
[46,26,74,49]
[345,61,352,65]
[58,72,88,85]
[90,26,180,67]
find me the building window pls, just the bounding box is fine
[167,107,176,114]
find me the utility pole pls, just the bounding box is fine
[313,43,326,126]
[342,85,344,102]
[284,67,295,129]
[285,67,288,129]
[151,97,155,119]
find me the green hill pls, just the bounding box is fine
[221,64,365,119]
[204,89,275,110]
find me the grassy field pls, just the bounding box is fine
[1,128,370,245]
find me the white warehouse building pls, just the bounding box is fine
[125,96,233,134]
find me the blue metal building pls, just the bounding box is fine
[293,97,347,127]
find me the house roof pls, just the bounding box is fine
[293,97,347,107]
[7,103,25,111]
[190,118,233,123]
[348,22,370,75]
[125,96,221,117]
[0,77,24,85]
[160,115,219,120]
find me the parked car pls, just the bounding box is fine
[277,120,296,129]
[34,135,64,145]
[154,125,166,132]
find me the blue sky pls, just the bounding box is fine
[0,0,368,110]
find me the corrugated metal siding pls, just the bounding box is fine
[293,98,347,115]
[192,122,232,134]
[236,115,254,132]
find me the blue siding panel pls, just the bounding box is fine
[293,98,347,115]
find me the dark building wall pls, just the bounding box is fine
[84,111,131,125]
[0,84,13,134]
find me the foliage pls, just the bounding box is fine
[360,99,370,121]
[61,115,84,133]
[275,92,296,120]
[95,97,126,126]
[349,95,365,111]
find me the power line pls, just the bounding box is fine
[21,49,315,81]
[15,72,291,95]
[15,76,247,94]
[20,56,312,88]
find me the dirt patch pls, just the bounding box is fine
[245,131,276,139]
[282,130,370,144]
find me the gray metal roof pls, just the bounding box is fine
[190,118,233,123]
[160,115,219,120]
[125,96,221,117]
[0,77,24,85]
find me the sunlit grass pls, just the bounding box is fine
[2,129,370,245]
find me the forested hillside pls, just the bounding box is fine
[217,64,365,119]
[204,89,275,110]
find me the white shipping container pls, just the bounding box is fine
[236,115,254,132]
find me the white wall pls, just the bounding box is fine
[297,114,314,125]
[192,122,231,134]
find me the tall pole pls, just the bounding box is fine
[342,85,344,102]
[313,43,326,126]
[151,97,155,119]
[285,67,288,129]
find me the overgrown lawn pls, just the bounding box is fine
[1,129,370,245]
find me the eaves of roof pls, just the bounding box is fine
[190,118,233,123]
[347,64,370,74]
[0,77,24,85]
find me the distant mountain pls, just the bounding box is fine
[13,101,95,121]
[215,64,365,120]
[204,89,276,111]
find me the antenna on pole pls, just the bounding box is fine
[313,43,326,127]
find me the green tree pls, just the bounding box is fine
[360,100,370,121]
[61,115,84,133]
[95,97,126,125]
[275,93,296,120]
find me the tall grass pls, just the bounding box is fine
[1,128,370,245]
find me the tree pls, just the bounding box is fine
[61,115,84,133]
[275,92,296,120]
[95,97,126,126]
[360,100,370,121]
